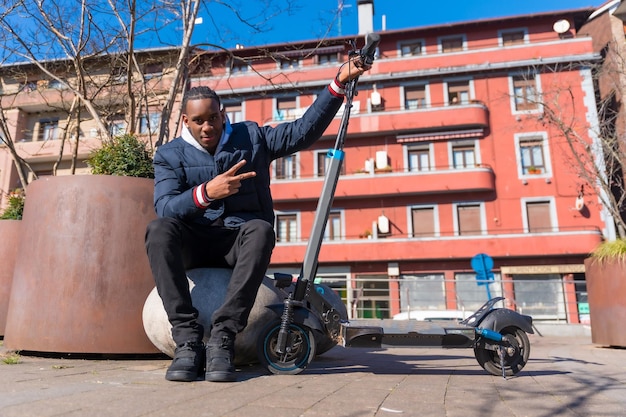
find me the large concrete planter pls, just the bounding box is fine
[4,175,159,354]
[0,220,21,336]
[584,257,626,347]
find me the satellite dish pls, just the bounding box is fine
[553,19,571,34]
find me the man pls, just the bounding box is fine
[145,57,370,383]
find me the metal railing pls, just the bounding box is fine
[311,275,589,324]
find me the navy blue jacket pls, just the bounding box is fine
[153,82,346,227]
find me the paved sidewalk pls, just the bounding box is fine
[1,334,625,417]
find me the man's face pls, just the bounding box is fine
[182,97,224,154]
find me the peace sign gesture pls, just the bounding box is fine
[205,160,256,200]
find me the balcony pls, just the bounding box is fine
[323,101,490,137]
[270,227,603,265]
[270,165,495,202]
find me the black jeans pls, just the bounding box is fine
[145,217,275,345]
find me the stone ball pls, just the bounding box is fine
[142,268,345,365]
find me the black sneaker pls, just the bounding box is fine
[165,341,205,382]
[205,335,236,382]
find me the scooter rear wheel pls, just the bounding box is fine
[474,326,530,376]
[257,320,316,375]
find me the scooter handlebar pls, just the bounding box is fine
[360,33,380,66]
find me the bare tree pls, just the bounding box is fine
[516,50,626,239]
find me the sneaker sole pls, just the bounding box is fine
[206,371,236,382]
[166,370,200,382]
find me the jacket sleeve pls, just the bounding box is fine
[153,148,219,221]
[264,79,346,159]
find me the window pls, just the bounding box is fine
[355,275,390,319]
[230,58,249,74]
[519,136,546,174]
[279,58,299,70]
[139,113,160,134]
[143,63,163,79]
[525,201,554,233]
[399,274,446,311]
[274,96,298,121]
[456,204,482,236]
[324,212,342,241]
[408,145,431,171]
[276,214,297,242]
[512,74,538,111]
[404,85,426,110]
[316,150,345,177]
[440,35,465,53]
[501,29,526,46]
[318,53,339,65]
[48,79,64,89]
[109,119,126,137]
[447,80,470,105]
[400,40,424,56]
[411,206,436,237]
[111,67,127,84]
[38,119,59,141]
[452,143,476,168]
[455,273,503,311]
[275,154,297,179]
[224,102,243,123]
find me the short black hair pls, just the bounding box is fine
[182,86,221,112]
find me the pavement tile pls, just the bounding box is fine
[1,335,625,417]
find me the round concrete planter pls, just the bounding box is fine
[4,175,160,354]
[584,257,626,347]
[0,220,21,336]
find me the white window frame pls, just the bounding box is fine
[275,211,301,243]
[498,28,529,47]
[404,142,434,172]
[514,131,552,178]
[444,77,474,106]
[448,139,480,168]
[452,201,487,237]
[438,34,467,53]
[272,153,300,180]
[398,38,426,57]
[521,197,558,233]
[407,204,440,238]
[400,82,430,110]
[509,71,543,115]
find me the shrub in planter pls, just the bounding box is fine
[0,189,25,220]
[87,134,154,178]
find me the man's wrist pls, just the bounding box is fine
[329,77,346,97]
[193,182,214,208]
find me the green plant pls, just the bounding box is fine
[590,239,626,263]
[0,189,25,220]
[87,134,154,178]
[1,351,21,365]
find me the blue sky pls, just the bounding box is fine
[191,0,608,49]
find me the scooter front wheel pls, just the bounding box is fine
[474,326,530,376]
[257,320,316,375]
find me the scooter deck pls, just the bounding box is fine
[341,319,477,349]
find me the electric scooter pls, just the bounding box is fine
[257,33,534,379]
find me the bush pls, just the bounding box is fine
[87,134,154,178]
[0,189,25,220]
[590,239,626,264]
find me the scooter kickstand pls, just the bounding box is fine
[499,345,506,379]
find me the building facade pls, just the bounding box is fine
[0,5,610,324]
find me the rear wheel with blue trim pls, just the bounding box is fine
[257,320,316,375]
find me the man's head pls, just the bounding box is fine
[182,86,224,154]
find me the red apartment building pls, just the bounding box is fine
[190,4,608,323]
[0,3,610,324]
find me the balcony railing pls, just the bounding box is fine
[270,164,495,201]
